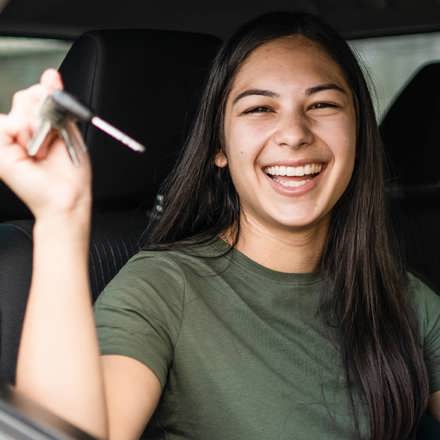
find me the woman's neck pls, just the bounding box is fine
[229,215,329,274]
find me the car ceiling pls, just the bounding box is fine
[0,0,439,40]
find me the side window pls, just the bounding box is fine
[349,32,440,120]
[0,37,71,112]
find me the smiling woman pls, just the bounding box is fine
[217,36,356,257]
[137,11,440,439]
[1,10,439,440]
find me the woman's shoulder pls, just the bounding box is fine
[95,247,196,312]
[130,238,226,269]
[407,272,440,304]
[109,238,227,288]
[95,238,228,311]
[407,272,440,339]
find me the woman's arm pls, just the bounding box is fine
[1,69,161,439]
[17,215,162,439]
[102,355,161,439]
[16,212,109,439]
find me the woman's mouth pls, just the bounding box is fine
[263,163,324,189]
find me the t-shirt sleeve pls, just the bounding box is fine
[93,251,185,387]
[408,274,440,393]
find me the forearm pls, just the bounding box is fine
[16,212,108,439]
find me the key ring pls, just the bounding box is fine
[27,91,145,166]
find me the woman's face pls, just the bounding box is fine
[217,36,356,235]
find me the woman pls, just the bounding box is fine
[0,11,439,440]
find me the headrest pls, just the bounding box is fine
[0,29,221,220]
[380,63,440,191]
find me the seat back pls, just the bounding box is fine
[381,62,440,293]
[380,63,440,438]
[60,29,221,213]
[0,28,221,384]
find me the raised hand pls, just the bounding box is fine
[0,68,91,222]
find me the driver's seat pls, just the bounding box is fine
[0,28,221,385]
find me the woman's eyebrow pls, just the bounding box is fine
[232,89,279,105]
[232,83,347,106]
[306,83,347,96]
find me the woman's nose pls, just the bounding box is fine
[273,113,314,149]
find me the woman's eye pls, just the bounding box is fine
[309,102,339,110]
[243,106,272,114]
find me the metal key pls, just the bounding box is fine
[27,94,84,164]
[27,90,145,165]
[27,118,53,157]
[58,124,80,166]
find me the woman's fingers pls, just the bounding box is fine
[5,69,64,155]
[40,68,64,92]
[4,113,34,148]
[9,86,48,143]
[0,70,93,219]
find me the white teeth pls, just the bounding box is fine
[264,163,322,177]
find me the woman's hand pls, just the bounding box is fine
[0,69,92,222]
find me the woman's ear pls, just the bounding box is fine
[214,150,228,168]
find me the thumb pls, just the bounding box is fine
[40,68,64,92]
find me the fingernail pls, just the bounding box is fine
[41,69,63,90]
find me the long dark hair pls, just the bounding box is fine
[143,11,429,439]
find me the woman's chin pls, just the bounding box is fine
[266,213,330,234]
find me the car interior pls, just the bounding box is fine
[0,0,439,438]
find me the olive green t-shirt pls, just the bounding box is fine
[94,239,440,440]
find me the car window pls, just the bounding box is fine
[0,36,71,113]
[1,33,438,122]
[349,32,440,120]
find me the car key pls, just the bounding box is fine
[58,122,82,166]
[27,90,145,165]
[27,95,85,165]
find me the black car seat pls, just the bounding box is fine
[0,29,221,386]
[380,62,440,438]
[381,62,440,294]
